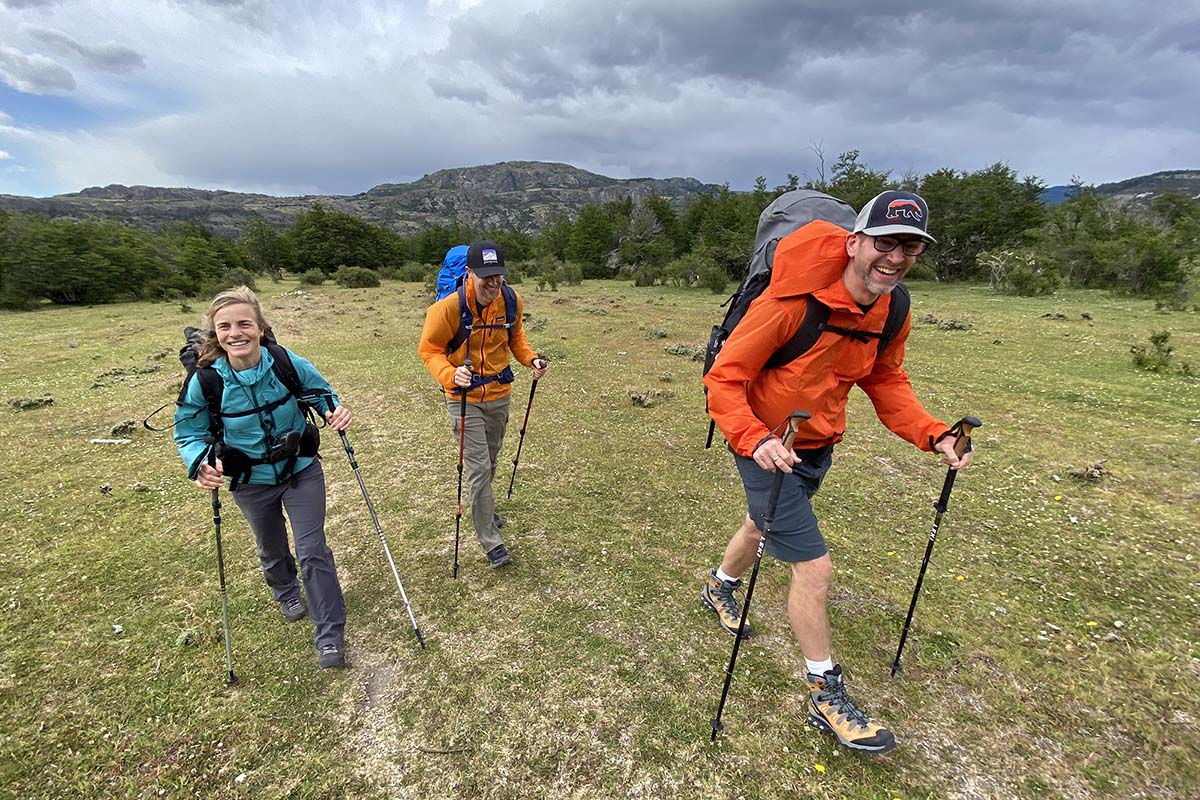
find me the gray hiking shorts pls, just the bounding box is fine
[733,446,834,563]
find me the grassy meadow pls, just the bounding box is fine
[1,277,1197,799]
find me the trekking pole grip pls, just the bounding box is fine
[781,409,811,450]
[952,415,982,458]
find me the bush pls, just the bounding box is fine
[982,249,1059,296]
[219,268,257,292]
[333,265,381,288]
[558,262,584,286]
[633,264,662,287]
[698,263,727,294]
[299,269,326,286]
[904,260,939,281]
[381,261,429,282]
[1131,330,1188,374]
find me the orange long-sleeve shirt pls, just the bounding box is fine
[419,279,539,402]
[704,222,948,456]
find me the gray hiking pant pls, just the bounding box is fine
[445,394,511,554]
[231,460,346,650]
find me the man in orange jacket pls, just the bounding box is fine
[702,191,973,754]
[419,240,548,568]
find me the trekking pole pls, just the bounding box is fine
[505,354,547,500]
[206,437,237,686]
[326,396,426,649]
[710,409,810,741]
[453,356,472,579]
[890,415,982,677]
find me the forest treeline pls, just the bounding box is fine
[1,151,1197,309]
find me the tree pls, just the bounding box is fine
[240,216,288,278]
[919,163,1046,281]
[566,204,615,278]
[824,150,891,210]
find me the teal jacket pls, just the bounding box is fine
[174,348,338,486]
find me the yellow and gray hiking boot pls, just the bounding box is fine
[806,665,897,753]
[700,569,755,638]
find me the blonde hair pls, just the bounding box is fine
[196,285,273,367]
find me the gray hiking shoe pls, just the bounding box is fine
[700,569,754,638]
[486,544,514,568]
[280,595,306,622]
[806,665,897,753]
[318,644,346,669]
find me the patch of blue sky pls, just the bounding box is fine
[0,81,183,131]
[0,83,111,130]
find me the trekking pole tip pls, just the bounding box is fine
[709,718,723,741]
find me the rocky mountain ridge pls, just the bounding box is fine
[0,161,720,238]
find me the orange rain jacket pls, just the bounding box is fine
[419,278,539,403]
[704,221,948,457]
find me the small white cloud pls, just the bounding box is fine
[0,150,13,159]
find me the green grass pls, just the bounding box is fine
[1,278,1197,799]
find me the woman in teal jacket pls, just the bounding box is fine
[175,286,352,670]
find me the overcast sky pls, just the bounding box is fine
[0,0,1197,198]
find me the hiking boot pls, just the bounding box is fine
[318,644,346,669]
[700,569,754,638]
[493,513,505,529]
[280,595,306,622]
[486,544,514,568]
[805,665,897,753]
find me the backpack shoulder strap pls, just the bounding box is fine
[764,296,831,370]
[501,284,517,333]
[195,366,225,438]
[264,341,305,399]
[877,283,911,354]
[445,283,474,355]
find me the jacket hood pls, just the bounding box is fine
[767,220,850,300]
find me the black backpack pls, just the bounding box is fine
[702,190,911,448]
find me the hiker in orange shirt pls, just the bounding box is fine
[418,241,548,569]
[703,191,974,753]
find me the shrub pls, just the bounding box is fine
[219,268,257,292]
[982,249,1060,296]
[333,265,381,288]
[381,261,429,282]
[558,262,584,286]
[698,263,727,295]
[633,265,662,287]
[299,269,326,286]
[665,343,706,361]
[1131,330,1175,372]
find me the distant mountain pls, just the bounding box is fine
[0,161,722,238]
[1095,170,1200,204]
[1039,185,1077,205]
[1041,170,1200,207]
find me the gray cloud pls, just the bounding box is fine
[28,28,145,72]
[1,0,61,8]
[4,0,1198,197]
[0,47,75,92]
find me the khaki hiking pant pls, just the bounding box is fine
[444,394,511,554]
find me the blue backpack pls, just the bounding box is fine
[435,245,469,301]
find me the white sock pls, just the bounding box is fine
[715,567,738,583]
[805,657,834,677]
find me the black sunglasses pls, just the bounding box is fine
[873,236,929,256]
